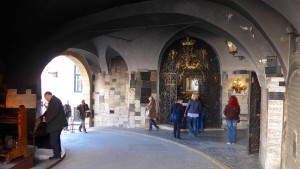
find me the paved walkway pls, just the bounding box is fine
[29,126,262,169]
[109,126,262,169]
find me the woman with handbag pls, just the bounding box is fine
[223,95,240,144]
[146,96,160,131]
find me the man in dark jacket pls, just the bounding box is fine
[77,99,89,133]
[44,91,68,160]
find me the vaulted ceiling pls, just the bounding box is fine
[2,0,299,86]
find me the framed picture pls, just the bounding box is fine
[185,78,200,92]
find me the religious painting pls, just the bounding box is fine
[185,78,200,92]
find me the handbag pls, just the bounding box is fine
[85,110,91,118]
[145,110,150,117]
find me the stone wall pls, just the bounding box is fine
[283,70,300,168]
[130,70,157,128]
[93,59,157,128]
[257,55,286,169]
[222,71,249,129]
[93,57,130,127]
[281,35,300,169]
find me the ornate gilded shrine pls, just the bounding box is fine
[159,38,221,127]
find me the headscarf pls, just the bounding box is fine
[228,95,239,107]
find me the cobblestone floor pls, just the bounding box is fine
[106,125,262,169]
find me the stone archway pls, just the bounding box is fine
[41,54,92,126]
[159,37,221,127]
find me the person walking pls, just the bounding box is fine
[170,96,184,139]
[43,91,68,160]
[63,100,72,131]
[146,96,160,131]
[77,99,89,133]
[184,93,202,137]
[223,95,240,144]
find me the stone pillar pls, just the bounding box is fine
[265,77,285,169]
[261,56,286,169]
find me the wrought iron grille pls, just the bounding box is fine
[159,38,221,127]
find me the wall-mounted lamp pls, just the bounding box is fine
[225,41,245,61]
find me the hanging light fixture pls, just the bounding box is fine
[225,40,245,61]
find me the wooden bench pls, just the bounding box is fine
[0,106,31,165]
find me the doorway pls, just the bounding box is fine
[40,55,90,122]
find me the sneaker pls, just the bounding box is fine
[227,142,231,145]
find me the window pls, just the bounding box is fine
[74,65,82,92]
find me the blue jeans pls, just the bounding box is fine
[197,113,204,132]
[226,120,238,143]
[148,118,159,131]
[79,118,86,132]
[187,117,198,137]
[173,121,182,138]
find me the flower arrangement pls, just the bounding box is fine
[231,79,247,93]
[240,85,247,91]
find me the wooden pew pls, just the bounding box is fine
[0,105,29,164]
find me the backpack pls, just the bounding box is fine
[171,104,180,122]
